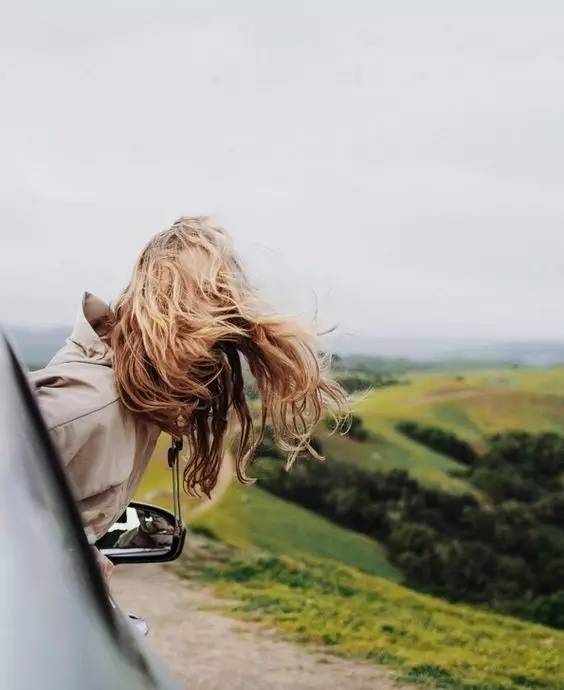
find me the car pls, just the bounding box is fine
[0,332,185,690]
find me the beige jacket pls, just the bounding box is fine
[29,293,160,539]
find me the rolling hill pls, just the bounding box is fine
[322,367,564,491]
[136,365,564,690]
[190,482,401,580]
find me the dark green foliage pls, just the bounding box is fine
[336,354,415,375]
[388,523,438,556]
[471,468,540,503]
[345,414,369,442]
[481,431,564,489]
[255,432,324,462]
[336,373,399,394]
[324,413,369,441]
[534,493,564,524]
[396,421,478,465]
[335,375,371,394]
[189,524,219,541]
[254,426,564,628]
[254,433,281,459]
[532,591,564,628]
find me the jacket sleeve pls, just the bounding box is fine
[29,368,129,540]
[29,369,91,468]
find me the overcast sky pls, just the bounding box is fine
[2,1,564,343]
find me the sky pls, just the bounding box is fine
[2,1,564,345]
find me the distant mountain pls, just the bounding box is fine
[437,341,564,368]
[5,324,564,371]
[4,325,70,368]
[327,334,564,368]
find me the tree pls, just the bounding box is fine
[344,414,369,442]
[533,591,564,628]
[396,421,477,465]
[535,493,564,525]
[389,523,438,556]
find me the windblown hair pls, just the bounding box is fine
[111,217,349,496]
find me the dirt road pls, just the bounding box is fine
[112,563,405,690]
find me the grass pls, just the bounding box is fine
[325,367,564,491]
[135,439,401,579]
[180,547,564,690]
[136,435,174,503]
[190,481,401,580]
[320,428,472,494]
[135,434,210,517]
[140,366,564,689]
[139,367,564,501]
[357,368,564,439]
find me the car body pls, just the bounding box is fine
[0,333,182,690]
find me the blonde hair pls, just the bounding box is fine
[111,217,348,496]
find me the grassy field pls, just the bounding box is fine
[190,481,401,580]
[358,367,564,439]
[138,366,564,689]
[179,547,564,690]
[135,434,210,515]
[139,367,564,501]
[321,367,564,491]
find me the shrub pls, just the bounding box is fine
[346,414,369,442]
[532,591,564,628]
[389,523,438,557]
[484,431,564,486]
[471,468,539,503]
[396,421,477,465]
[534,493,564,524]
[254,428,564,628]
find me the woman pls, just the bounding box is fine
[31,217,348,565]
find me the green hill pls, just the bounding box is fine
[190,482,401,580]
[320,367,564,491]
[137,366,564,689]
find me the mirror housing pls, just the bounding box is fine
[96,501,186,565]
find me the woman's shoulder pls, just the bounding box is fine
[29,359,120,432]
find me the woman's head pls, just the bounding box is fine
[112,217,348,496]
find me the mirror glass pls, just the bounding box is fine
[96,501,185,564]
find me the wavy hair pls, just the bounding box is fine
[111,217,349,496]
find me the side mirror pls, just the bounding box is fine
[96,501,186,565]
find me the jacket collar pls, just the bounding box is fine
[68,292,113,365]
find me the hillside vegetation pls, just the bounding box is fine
[137,365,564,690]
[179,546,564,690]
[254,430,564,627]
[190,482,400,579]
[321,367,564,491]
